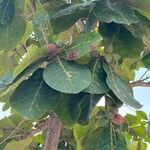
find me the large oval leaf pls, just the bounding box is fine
[112,27,144,58]
[0,0,15,25]
[43,57,91,94]
[78,94,104,125]
[100,23,144,59]
[50,2,94,34]
[122,0,150,19]
[33,10,53,46]
[82,126,127,150]
[10,69,60,120]
[88,0,139,27]
[54,94,83,126]
[103,63,142,109]
[84,58,110,94]
[0,15,26,50]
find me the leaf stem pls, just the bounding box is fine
[30,0,36,13]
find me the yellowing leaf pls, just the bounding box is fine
[4,138,32,150]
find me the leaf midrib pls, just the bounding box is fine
[57,57,75,91]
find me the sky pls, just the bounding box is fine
[120,68,150,116]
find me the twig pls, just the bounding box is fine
[14,48,24,60]
[44,113,63,150]
[139,69,149,80]
[0,120,25,145]
[30,0,36,13]
[140,76,150,82]
[130,75,150,87]
[25,12,34,20]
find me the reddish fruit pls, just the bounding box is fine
[112,114,124,125]
[66,50,78,60]
[47,43,59,53]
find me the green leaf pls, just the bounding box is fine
[128,141,139,150]
[114,58,136,81]
[0,70,13,90]
[21,21,32,44]
[43,57,91,94]
[123,0,150,19]
[74,124,90,141]
[13,45,49,78]
[38,0,48,4]
[100,23,144,59]
[4,138,32,150]
[54,94,82,126]
[142,20,150,48]
[146,123,150,138]
[39,0,67,11]
[10,69,60,120]
[73,124,90,150]
[100,23,120,43]
[0,15,26,50]
[33,10,53,46]
[0,57,48,100]
[62,32,102,60]
[78,96,91,125]
[88,0,139,27]
[142,53,150,69]
[108,91,123,107]
[124,23,143,38]
[0,0,15,25]
[133,126,146,138]
[82,126,127,150]
[77,94,103,126]
[127,14,150,49]
[127,141,147,150]
[0,117,16,130]
[136,111,148,120]
[14,57,46,81]
[84,58,110,94]
[0,51,14,75]
[50,2,94,34]
[112,27,144,58]
[103,63,142,109]
[0,129,3,138]
[15,0,25,13]
[125,114,138,126]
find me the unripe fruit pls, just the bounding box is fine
[47,43,59,53]
[112,114,124,125]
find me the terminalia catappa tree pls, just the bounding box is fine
[0,0,150,149]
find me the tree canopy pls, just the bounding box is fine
[0,0,150,149]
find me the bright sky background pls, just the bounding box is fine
[120,68,150,116]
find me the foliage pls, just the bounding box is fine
[0,0,150,149]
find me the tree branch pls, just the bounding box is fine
[30,0,36,13]
[130,81,150,87]
[44,113,63,150]
[130,75,150,87]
